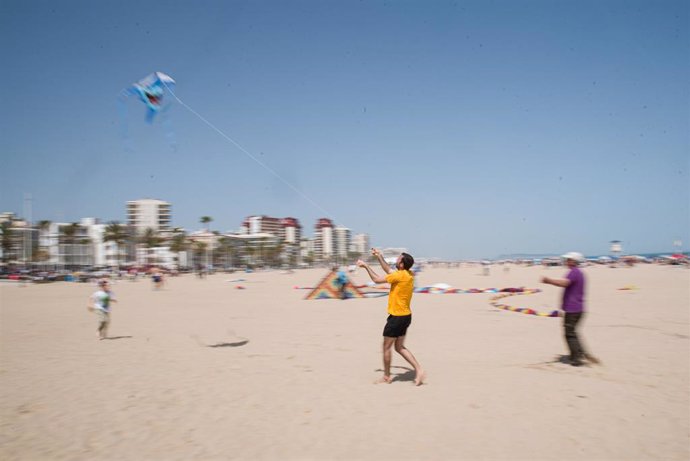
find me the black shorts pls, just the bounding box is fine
[383,314,412,338]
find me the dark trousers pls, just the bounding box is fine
[563,312,585,361]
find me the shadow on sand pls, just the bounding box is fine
[375,365,415,382]
[206,339,250,348]
[103,336,133,340]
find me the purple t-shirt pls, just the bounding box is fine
[562,267,585,313]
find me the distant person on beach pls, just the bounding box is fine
[357,248,425,385]
[88,279,117,340]
[150,267,164,290]
[541,252,599,367]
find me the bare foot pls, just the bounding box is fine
[414,371,426,386]
[374,376,392,384]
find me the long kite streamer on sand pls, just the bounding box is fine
[413,285,561,317]
[402,284,561,317]
[161,81,335,219]
[296,284,561,315]
[489,289,562,317]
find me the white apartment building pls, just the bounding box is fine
[127,199,171,235]
[240,215,287,239]
[281,217,302,244]
[38,218,128,269]
[0,214,39,264]
[238,215,302,265]
[351,233,370,256]
[135,246,179,268]
[300,237,315,263]
[314,218,334,261]
[334,226,351,259]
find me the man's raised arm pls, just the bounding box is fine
[371,248,393,274]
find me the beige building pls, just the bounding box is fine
[351,233,370,256]
[126,199,171,235]
[314,218,334,261]
[334,226,351,259]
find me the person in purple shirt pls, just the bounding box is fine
[542,252,599,367]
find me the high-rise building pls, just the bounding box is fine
[237,216,303,265]
[314,218,334,260]
[239,215,302,244]
[334,226,351,259]
[240,215,283,238]
[351,233,370,256]
[281,217,302,244]
[46,220,94,268]
[126,199,171,235]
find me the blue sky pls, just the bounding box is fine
[1,0,688,259]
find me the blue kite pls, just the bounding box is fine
[120,72,176,123]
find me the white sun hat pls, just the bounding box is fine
[561,252,584,263]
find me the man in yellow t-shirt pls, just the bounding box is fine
[357,248,425,386]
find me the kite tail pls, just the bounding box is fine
[145,107,157,124]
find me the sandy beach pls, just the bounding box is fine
[1,264,688,460]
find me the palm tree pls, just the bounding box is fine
[243,245,255,268]
[104,221,128,270]
[169,232,189,269]
[37,220,51,235]
[1,221,13,263]
[217,236,238,269]
[265,242,284,268]
[140,228,162,265]
[36,220,51,265]
[257,238,266,267]
[140,228,162,247]
[199,217,214,268]
[32,248,50,264]
[193,241,208,268]
[79,236,93,267]
[287,242,300,268]
[60,223,80,269]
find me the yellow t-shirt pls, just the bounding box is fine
[385,270,414,316]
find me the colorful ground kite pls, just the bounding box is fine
[304,270,366,300]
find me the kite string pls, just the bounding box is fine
[162,83,335,220]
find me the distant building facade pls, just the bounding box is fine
[127,199,172,235]
[314,218,334,261]
[281,217,302,244]
[237,215,303,265]
[240,215,283,238]
[351,233,370,256]
[334,226,351,260]
[0,213,39,264]
[45,220,95,268]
